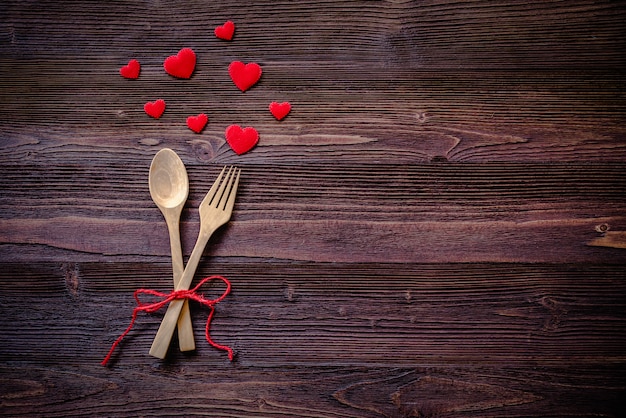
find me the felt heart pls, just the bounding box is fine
[144,99,166,119]
[269,101,291,121]
[120,59,140,79]
[186,113,208,133]
[214,20,235,40]
[225,125,259,155]
[228,61,262,92]
[164,48,196,79]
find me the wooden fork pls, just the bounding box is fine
[149,166,241,359]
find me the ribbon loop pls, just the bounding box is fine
[102,275,233,366]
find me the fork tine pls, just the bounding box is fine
[214,166,236,210]
[211,166,234,207]
[222,168,240,212]
[203,166,227,205]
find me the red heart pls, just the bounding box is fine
[225,125,258,155]
[186,113,208,133]
[164,48,196,79]
[228,61,262,92]
[214,21,235,40]
[120,59,140,79]
[269,101,291,121]
[144,99,166,119]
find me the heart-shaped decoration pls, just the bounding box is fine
[186,113,208,133]
[144,99,166,119]
[269,101,291,121]
[228,61,262,92]
[215,20,235,40]
[120,59,140,79]
[225,124,259,155]
[164,48,196,79]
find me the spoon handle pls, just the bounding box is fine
[168,218,195,352]
[149,228,212,359]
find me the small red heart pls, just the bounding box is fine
[228,61,262,92]
[225,124,259,155]
[164,48,196,79]
[144,99,166,119]
[214,20,235,40]
[186,113,208,133]
[120,59,140,79]
[269,101,291,121]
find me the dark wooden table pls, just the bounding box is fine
[1,1,626,416]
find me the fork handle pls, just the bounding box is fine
[149,229,212,359]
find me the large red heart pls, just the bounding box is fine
[225,125,258,155]
[269,101,291,121]
[120,59,140,79]
[214,21,235,40]
[164,48,196,79]
[144,99,166,119]
[186,113,208,133]
[228,61,262,92]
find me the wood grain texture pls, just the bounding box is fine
[1,0,625,416]
[1,163,625,263]
[588,230,626,249]
[1,1,626,164]
[1,262,625,416]
[2,261,626,365]
[2,365,624,417]
[1,66,625,163]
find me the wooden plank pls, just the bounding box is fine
[1,365,624,417]
[1,65,625,163]
[1,262,625,416]
[4,215,626,263]
[1,0,624,69]
[1,0,625,164]
[1,262,625,366]
[1,163,625,263]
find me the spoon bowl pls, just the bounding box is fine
[149,148,195,352]
[150,149,189,209]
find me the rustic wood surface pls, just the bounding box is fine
[1,1,625,416]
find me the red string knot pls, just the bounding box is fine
[102,275,233,366]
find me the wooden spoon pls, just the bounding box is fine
[149,148,195,352]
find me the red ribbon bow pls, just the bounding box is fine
[102,275,233,366]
